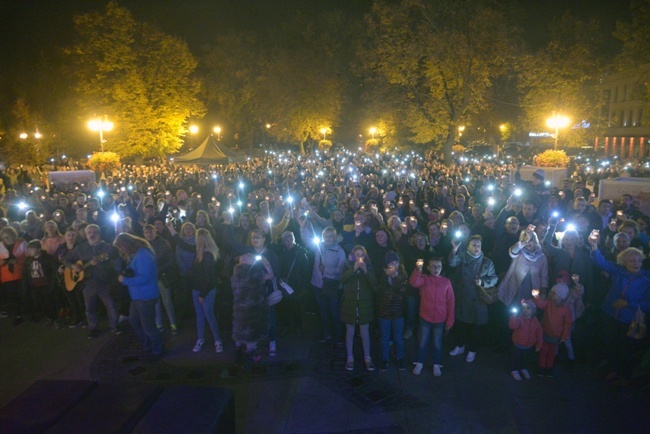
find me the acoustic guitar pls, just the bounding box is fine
[64,253,109,291]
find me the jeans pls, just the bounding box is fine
[130,298,163,354]
[192,289,220,342]
[155,279,176,327]
[379,317,405,361]
[83,283,118,330]
[314,285,342,340]
[418,320,445,364]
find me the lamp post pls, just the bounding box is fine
[320,128,327,140]
[369,127,377,139]
[214,126,221,141]
[546,113,570,150]
[265,123,271,149]
[189,124,198,148]
[88,116,114,152]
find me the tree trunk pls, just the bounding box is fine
[443,128,455,165]
[299,141,306,155]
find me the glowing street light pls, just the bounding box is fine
[369,127,377,139]
[546,113,570,150]
[19,133,28,139]
[189,125,199,135]
[34,132,42,139]
[88,116,114,152]
[320,128,327,140]
[214,126,221,141]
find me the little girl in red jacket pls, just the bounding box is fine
[409,258,455,377]
[532,283,572,378]
[509,299,543,381]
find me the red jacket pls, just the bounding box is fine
[534,298,572,341]
[409,270,455,328]
[509,315,543,350]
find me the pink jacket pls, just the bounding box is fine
[534,298,572,341]
[509,316,543,350]
[409,270,455,328]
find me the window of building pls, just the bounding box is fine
[623,85,627,101]
[620,110,625,127]
[639,108,644,127]
[629,110,634,127]
[614,87,618,103]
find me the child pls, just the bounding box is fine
[23,240,59,327]
[376,251,408,371]
[555,270,585,369]
[409,257,455,377]
[340,245,376,371]
[508,299,543,380]
[532,284,572,377]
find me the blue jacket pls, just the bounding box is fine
[592,249,650,324]
[122,248,159,300]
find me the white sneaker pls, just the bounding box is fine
[215,340,223,353]
[403,328,413,339]
[511,370,522,381]
[192,339,204,352]
[466,351,476,363]
[269,341,276,356]
[433,364,442,377]
[412,362,423,375]
[449,345,465,356]
[521,369,531,380]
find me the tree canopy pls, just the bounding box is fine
[359,0,515,162]
[67,1,205,158]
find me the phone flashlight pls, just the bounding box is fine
[455,230,462,238]
[255,255,262,261]
[511,307,518,314]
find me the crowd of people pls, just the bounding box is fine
[0,148,648,385]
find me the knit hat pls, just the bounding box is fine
[533,169,546,180]
[520,299,536,314]
[384,250,400,266]
[550,283,569,300]
[555,269,570,285]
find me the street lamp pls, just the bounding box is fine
[214,126,221,141]
[189,124,199,135]
[320,128,327,140]
[369,127,377,139]
[19,133,28,139]
[88,116,114,152]
[546,113,570,150]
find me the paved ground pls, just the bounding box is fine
[1,312,649,434]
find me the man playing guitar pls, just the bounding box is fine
[63,224,123,339]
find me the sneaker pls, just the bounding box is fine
[269,341,277,356]
[433,364,442,377]
[87,329,100,339]
[465,351,476,363]
[215,340,224,353]
[318,335,332,343]
[0,310,8,318]
[379,360,389,371]
[12,316,24,326]
[449,345,465,356]
[68,321,83,329]
[170,324,178,335]
[111,328,123,335]
[397,359,406,370]
[118,315,129,323]
[521,369,531,380]
[403,328,413,340]
[365,358,375,372]
[511,370,522,381]
[346,359,354,371]
[157,325,165,333]
[192,339,204,352]
[537,368,546,377]
[413,362,423,375]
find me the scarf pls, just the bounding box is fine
[521,244,544,262]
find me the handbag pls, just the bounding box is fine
[626,306,646,340]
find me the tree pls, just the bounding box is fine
[0,99,56,165]
[261,12,351,154]
[360,0,515,163]
[516,13,605,148]
[66,1,205,158]
[201,31,266,150]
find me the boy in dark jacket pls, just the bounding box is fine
[23,240,59,327]
[375,251,408,371]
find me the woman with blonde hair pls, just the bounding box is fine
[190,228,223,353]
[41,220,64,256]
[114,233,163,357]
